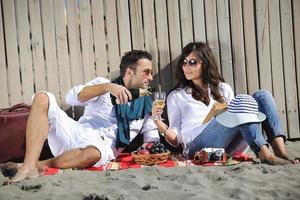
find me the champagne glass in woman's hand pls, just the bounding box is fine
[153,91,166,121]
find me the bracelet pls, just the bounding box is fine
[160,125,169,137]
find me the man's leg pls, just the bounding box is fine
[39,146,101,169]
[4,93,50,183]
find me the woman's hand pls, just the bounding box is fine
[152,101,164,121]
[202,102,228,124]
[212,102,228,116]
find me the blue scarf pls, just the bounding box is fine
[112,77,152,147]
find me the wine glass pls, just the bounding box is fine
[183,136,192,158]
[153,91,166,121]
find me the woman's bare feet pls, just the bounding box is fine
[270,137,299,164]
[258,145,289,165]
[4,167,40,185]
[272,151,299,164]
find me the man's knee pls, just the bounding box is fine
[82,147,102,167]
[32,92,49,111]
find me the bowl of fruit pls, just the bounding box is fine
[132,142,170,165]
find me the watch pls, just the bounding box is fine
[160,125,169,137]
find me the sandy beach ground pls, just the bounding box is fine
[1,140,300,200]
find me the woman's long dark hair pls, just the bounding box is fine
[175,42,225,105]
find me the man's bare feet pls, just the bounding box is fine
[4,168,40,185]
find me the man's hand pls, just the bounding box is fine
[108,83,132,104]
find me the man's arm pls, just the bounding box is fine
[78,82,132,104]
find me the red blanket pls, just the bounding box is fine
[44,152,253,176]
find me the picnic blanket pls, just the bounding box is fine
[44,152,254,176]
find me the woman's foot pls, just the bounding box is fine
[270,137,299,164]
[274,152,299,164]
[258,145,289,165]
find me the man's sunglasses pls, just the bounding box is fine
[182,59,201,67]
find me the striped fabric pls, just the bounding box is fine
[228,94,259,114]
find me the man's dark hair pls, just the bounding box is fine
[119,50,152,76]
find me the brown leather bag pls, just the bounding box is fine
[0,103,52,163]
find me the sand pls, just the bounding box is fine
[1,141,300,200]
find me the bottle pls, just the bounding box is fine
[111,87,155,105]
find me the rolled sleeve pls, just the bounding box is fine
[141,114,160,143]
[219,82,234,103]
[167,91,181,140]
[65,77,110,106]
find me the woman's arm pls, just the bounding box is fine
[152,118,179,147]
[152,92,180,147]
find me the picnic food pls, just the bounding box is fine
[132,142,170,165]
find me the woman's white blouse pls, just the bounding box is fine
[167,83,234,148]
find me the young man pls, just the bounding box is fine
[3,50,159,183]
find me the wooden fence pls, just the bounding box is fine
[0,0,299,139]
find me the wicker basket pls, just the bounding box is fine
[132,151,170,165]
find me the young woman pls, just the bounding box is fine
[152,42,298,165]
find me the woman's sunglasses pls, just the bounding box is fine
[182,59,201,67]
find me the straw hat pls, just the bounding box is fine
[216,94,266,128]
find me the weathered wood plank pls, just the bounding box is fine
[2,0,22,105]
[66,0,84,86]
[92,0,108,78]
[192,0,206,42]
[15,0,34,104]
[280,0,299,138]
[142,0,159,86]
[79,0,95,82]
[217,0,234,88]
[105,0,120,79]
[155,0,172,91]
[293,0,300,137]
[167,0,182,86]
[242,0,259,94]
[180,0,193,46]
[205,0,220,68]
[117,0,132,55]
[269,0,287,133]
[229,0,247,94]
[0,1,9,107]
[28,0,47,92]
[129,0,144,50]
[256,0,273,92]
[54,0,72,108]
[41,0,60,102]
